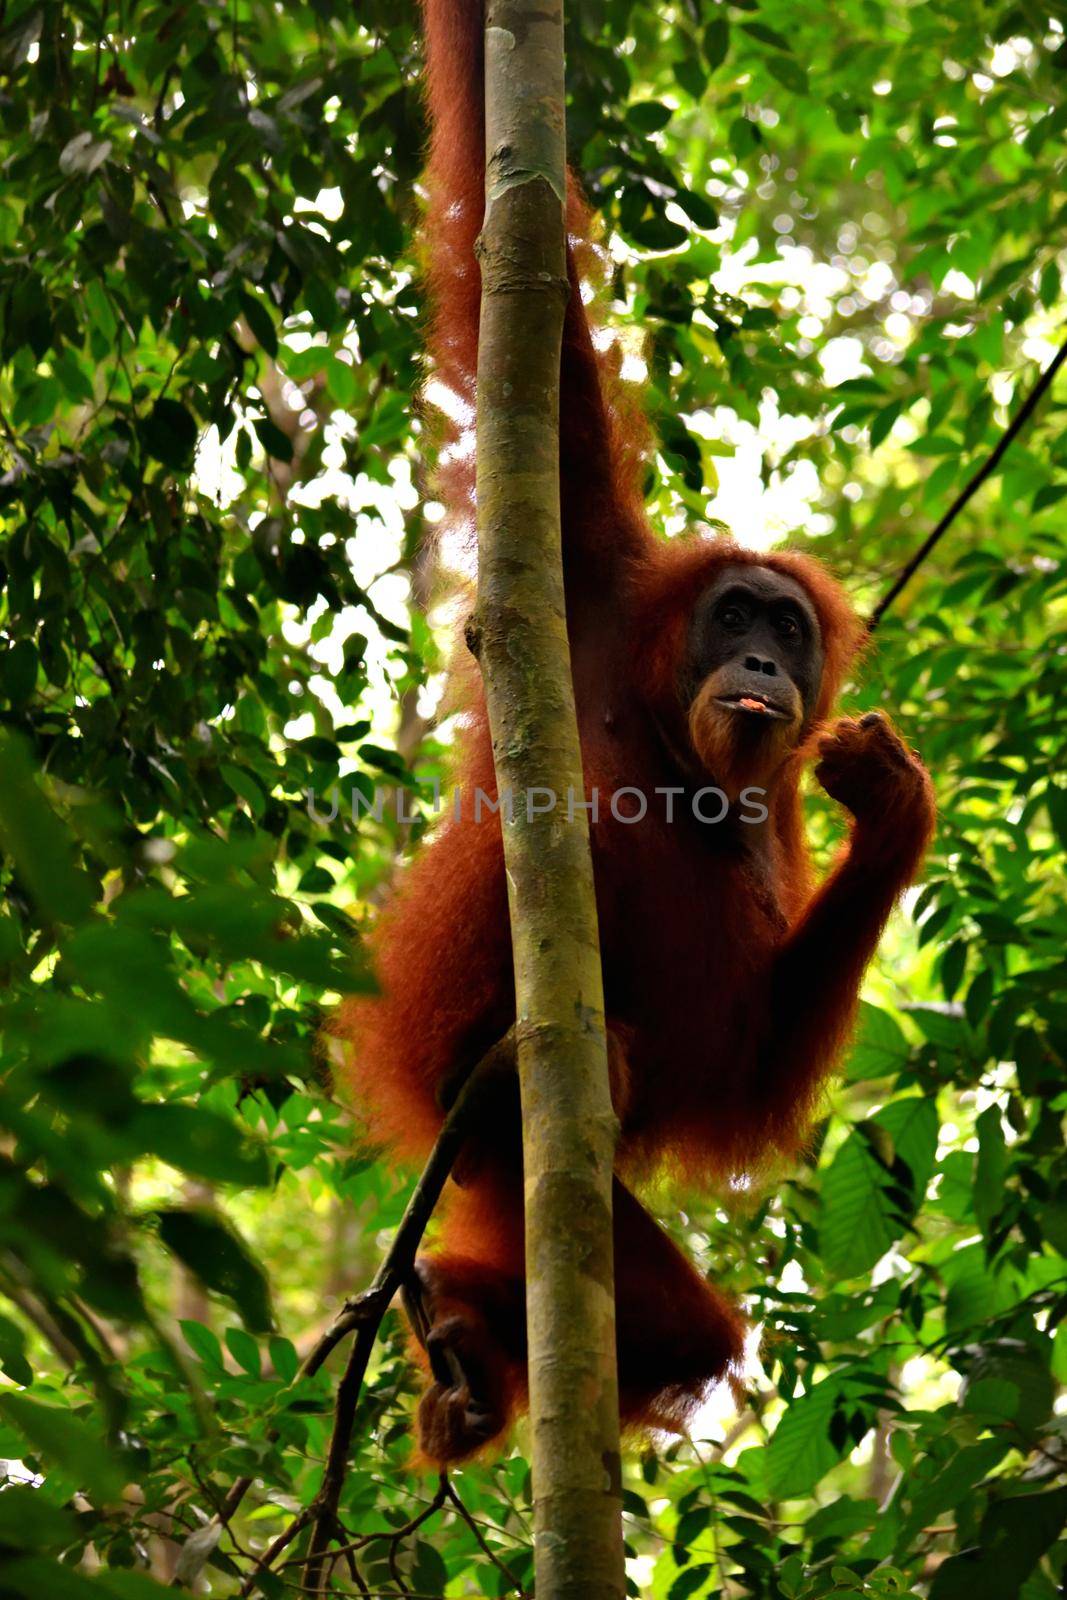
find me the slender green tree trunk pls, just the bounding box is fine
[472,2,625,1594]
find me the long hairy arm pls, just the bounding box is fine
[755,714,935,1145]
[421,0,654,597]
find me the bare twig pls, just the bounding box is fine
[278,1475,448,1571]
[0,1257,133,1433]
[186,1046,499,1596]
[343,1542,377,1593]
[443,1475,527,1595]
[0,1266,81,1368]
[239,1508,312,1593]
[298,1052,505,1594]
[869,334,1067,629]
[218,1475,255,1526]
[341,1543,371,1595]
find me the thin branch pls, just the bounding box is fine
[339,1544,371,1596]
[190,1045,500,1596]
[278,1476,447,1568]
[868,333,1067,629]
[239,1509,313,1594]
[218,1475,255,1526]
[302,1045,505,1383]
[299,1050,505,1594]
[183,1457,275,1584]
[0,1270,81,1367]
[0,1259,128,1431]
[154,62,177,133]
[443,1476,527,1595]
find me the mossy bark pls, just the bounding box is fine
[473,1,625,1594]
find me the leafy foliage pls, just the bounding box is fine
[0,0,1064,1595]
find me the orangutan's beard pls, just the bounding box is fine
[688,678,799,801]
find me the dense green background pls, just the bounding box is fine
[0,0,1065,1595]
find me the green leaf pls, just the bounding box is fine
[0,734,95,924]
[821,1097,935,1276]
[627,101,672,134]
[674,188,718,230]
[819,1128,895,1276]
[130,1104,271,1188]
[895,1440,1007,1553]
[0,1484,78,1551]
[766,1380,843,1498]
[1,1561,102,1600]
[674,1505,711,1548]
[240,291,279,358]
[2,1564,178,1600]
[728,115,760,159]
[180,1319,225,1370]
[741,21,792,50]
[219,761,269,817]
[141,398,198,469]
[845,1002,910,1082]
[225,1325,262,1376]
[269,1335,300,1383]
[625,210,689,252]
[2,639,38,705]
[0,1313,33,1385]
[930,1487,1067,1600]
[703,18,729,68]
[327,357,358,407]
[764,55,809,94]
[1032,482,1067,513]
[870,399,904,449]
[973,1105,1008,1234]
[904,1005,965,1048]
[121,882,362,992]
[961,1340,1054,1435]
[964,968,994,1028]
[674,55,707,100]
[99,1577,187,1600]
[668,1565,714,1598]
[155,1207,272,1332]
[253,416,295,463]
[409,1541,449,1591]
[0,1394,125,1500]
[939,938,967,999]
[944,1244,1016,1334]
[873,1095,938,1199]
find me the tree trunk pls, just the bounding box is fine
[473,2,625,1595]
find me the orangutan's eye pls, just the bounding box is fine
[776,612,799,638]
[720,604,747,629]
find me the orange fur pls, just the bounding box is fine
[334,0,934,1464]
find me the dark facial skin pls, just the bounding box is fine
[686,565,824,731]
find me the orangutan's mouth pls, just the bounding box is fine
[715,692,792,721]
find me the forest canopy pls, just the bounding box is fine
[0,1,1065,1596]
